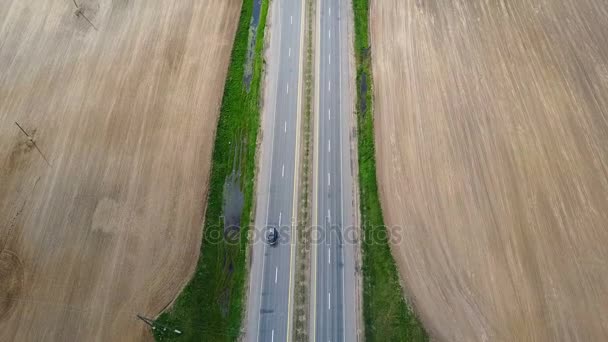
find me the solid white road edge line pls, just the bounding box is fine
[311,0,322,338]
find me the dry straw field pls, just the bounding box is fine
[372,0,608,340]
[0,0,239,340]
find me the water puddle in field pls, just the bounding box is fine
[223,138,245,240]
[218,136,246,317]
[359,72,368,115]
[251,0,262,28]
[243,0,263,91]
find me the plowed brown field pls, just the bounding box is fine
[0,0,239,340]
[371,0,608,340]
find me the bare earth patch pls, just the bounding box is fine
[0,0,239,340]
[371,0,608,340]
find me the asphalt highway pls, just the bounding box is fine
[311,0,357,341]
[245,0,305,341]
[247,0,357,340]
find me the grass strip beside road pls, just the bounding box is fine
[154,0,269,340]
[352,0,428,341]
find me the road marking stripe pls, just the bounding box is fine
[289,47,291,57]
[328,208,331,222]
[328,108,331,121]
[275,267,278,283]
[271,329,274,342]
[338,1,348,336]
[291,15,293,24]
[328,292,331,310]
[328,80,331,92]
[279,212,282,226]
[329,7,331,16]
[312,0,321,337]
[284,121,287,132]
[328,53,331,65]
[329,29,331,39]
[286,83,289,94]
[282,164,285,178]
[328,139,331,153]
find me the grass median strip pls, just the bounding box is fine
[294,0,315,340]
[153,0,269,340]
[352,0,428,341]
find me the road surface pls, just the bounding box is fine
[245,0,306,341]
[311,0,358,341]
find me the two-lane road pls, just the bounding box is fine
[312,0,357,341]
[246,0,306,341]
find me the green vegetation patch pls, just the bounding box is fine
[352,0,428,341]
[154,0,269,340]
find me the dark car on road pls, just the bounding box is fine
[266,227,278,245]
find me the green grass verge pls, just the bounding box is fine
[353,0,429,341]
[153,0,269,340]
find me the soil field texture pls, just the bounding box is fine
[371,0,608,340]
[0,0,240,341]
